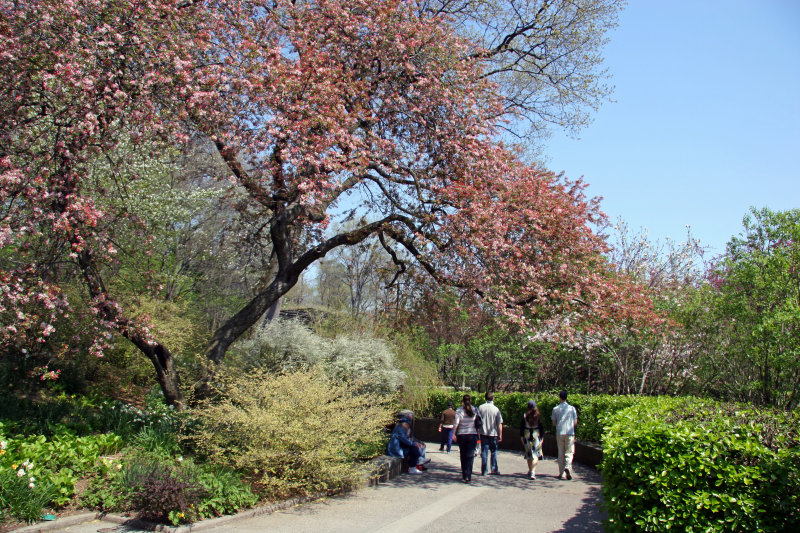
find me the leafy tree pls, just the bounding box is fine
[700,208,800,408]
[1,0,655,407]
[423,0,624,138]
[322,224,392,319]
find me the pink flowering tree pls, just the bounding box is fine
[1,0,655,407]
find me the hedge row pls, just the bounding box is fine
[601,397,799,532]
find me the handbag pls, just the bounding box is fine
[474,409,483,432]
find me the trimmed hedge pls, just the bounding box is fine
[601,398,799,532]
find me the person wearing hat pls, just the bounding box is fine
[386,417,427,474]
[520,399,544,479]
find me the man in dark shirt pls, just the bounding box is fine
[438,402,456,453]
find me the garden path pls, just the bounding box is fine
[20,443,605,533]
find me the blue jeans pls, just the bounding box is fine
[457,434,478,481]
[480,435,499,474]
[440,427,453,452]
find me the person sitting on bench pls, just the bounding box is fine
[387,417,428,474]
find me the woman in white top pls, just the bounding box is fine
[452,394,479,483]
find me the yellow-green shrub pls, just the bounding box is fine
[186,368,393,500]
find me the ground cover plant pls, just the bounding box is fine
[0,390,259,527]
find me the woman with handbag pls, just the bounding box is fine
[452,394,480,483]
[520,399,544,479]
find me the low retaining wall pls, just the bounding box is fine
[411,417,603,468]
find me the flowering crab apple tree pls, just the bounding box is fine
[1,0,656,407]
[0,0,206,402]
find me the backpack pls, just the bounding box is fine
[474,409,483,432]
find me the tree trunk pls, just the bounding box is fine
[195,274,297,401]
[263,297,282,324]
[76,251,186,408]
[130,337,185,409]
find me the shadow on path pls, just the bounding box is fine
[552,476,606,532]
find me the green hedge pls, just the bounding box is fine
[601,398,799,532]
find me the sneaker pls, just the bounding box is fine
[557,473,564,480]
[490,470,500,475]
[530,472,536,480]
[407,467,423,474]
[439,447,444,451]
[565,468,572,480]
[420,457,432,465]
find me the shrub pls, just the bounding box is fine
[229,319,405,395]
[601,398,800,532]
[385,329,441,413]
[124,457,207,525]
[186,368,393,499]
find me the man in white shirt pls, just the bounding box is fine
[551,389,578,480]
[478,391,503,475]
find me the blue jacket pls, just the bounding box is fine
[386,418,415,457]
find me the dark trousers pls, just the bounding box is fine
[403,443,421,470]
[440,427,453,452]
[457,433,478,481]
[480,435,499,474]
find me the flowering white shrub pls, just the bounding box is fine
[230,319,404,395]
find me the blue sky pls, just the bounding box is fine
[543,0,800,259]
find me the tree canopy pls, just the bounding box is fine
[1,0,653,406]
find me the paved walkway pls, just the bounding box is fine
[24,443,606,533]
